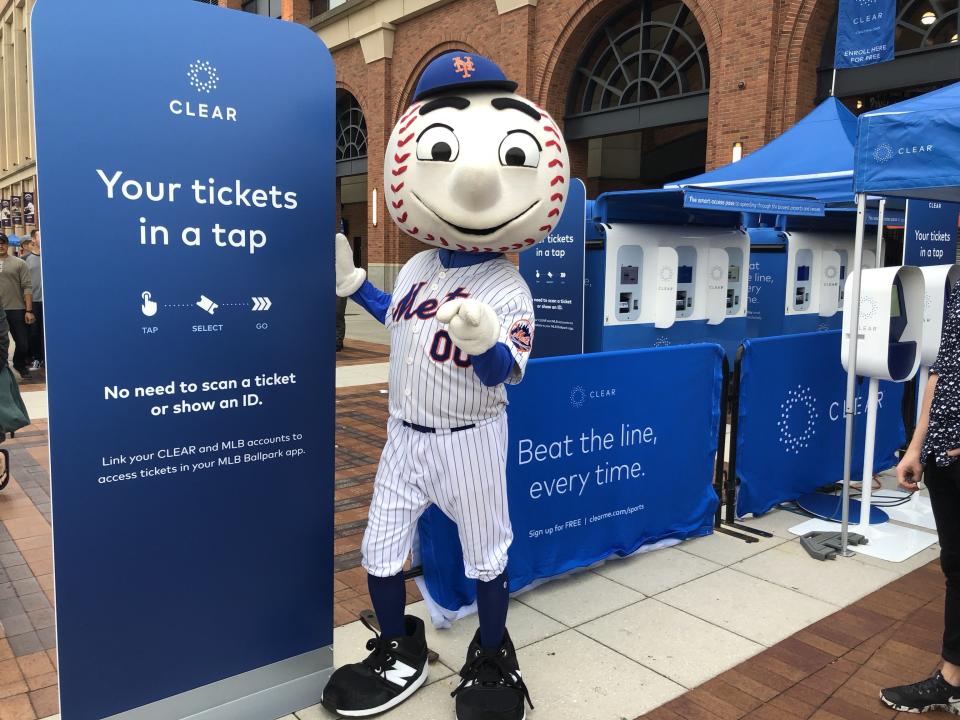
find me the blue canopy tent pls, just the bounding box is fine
[835,80,960,554]
[667,97,858,205]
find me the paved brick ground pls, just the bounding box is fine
[638,559,954,720]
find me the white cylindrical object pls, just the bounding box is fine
[858,377,880,528]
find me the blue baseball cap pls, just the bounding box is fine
[414,51,517,102]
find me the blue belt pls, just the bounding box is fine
[402,420,476,434]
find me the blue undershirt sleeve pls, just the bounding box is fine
[351,280,391,325]
[471,342,515,387]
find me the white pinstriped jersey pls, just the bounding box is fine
[386,249,534,429]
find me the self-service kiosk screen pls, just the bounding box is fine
[796,266,811,282]
[891,287,902,317]
[678,266,694,284]
[620,266,639,285]
[728,265,740,282]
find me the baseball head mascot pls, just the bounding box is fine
[322,51,569,720]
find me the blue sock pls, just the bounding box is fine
[476,571,509,650]
[367,572,407,640]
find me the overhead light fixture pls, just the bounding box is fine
[921,10,936,25]
[372,188,378,227]
[952,33,959,42]
[856,99,864,110]
[732,141,743,163]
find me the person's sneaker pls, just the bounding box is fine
[16,369,32,382]
[880,671,960,714]
[29,360,40,371]
[321,614,429,717]
[452,628,532,720]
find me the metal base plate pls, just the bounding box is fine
[873,490,938,531]
[789,518,937,563]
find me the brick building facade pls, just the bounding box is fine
[222,0,958,287]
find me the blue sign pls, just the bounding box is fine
[520,179,586,357]
[684,189,825,217]
[904,199,959,266]
[735,331,904,517]
[32,1,334,718]
[418,345,722,612]
[834,0,895,69]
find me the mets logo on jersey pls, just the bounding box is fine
[509,320,533,353]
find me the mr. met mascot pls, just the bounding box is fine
[323,51,569,720]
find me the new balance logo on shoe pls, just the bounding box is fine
[385,660,419,687]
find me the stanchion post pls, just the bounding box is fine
[718,345,768,542]
[713,358,730,529]
[840,193,868,557]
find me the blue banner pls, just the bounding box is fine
[520,179,586,357]
[735,331,905,517]
[684,189,825,217]
[904,199,959,266]
[418,345,722,612]
[834,0,895,69]
[33,1,334,718]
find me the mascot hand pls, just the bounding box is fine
[335,233,366,297]
[436,299,501,356]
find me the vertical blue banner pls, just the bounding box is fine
[903,199,959,266]
[520,179,586,358]
[32,1,335,718]
[834,0,896,69]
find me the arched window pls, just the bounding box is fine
[336,93,367,163]
[895,0,959,51]
[568,0,709,117]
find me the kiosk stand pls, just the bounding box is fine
[790,266,938,561]
[876,264,960,530]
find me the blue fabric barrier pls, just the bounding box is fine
[418,344,723,613]
[734,330,905,517]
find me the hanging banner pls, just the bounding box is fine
[10,195,21,226]
[834,0,896,69]
[684,189,825,217]
[418,344,722,613]
[903,199,959,266]
[32,0,335,718]
[735,330,904,517]
[22,192,35,224]
[0,199,9,228]
[519,178,586,358]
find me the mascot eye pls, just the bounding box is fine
[416,124,460,162]
[499,131,541,168]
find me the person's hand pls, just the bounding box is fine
[24,311,34,326]
[335,233,366,297]
[436,299,500,356]
[949,448,960,458]
[897,448,924,492]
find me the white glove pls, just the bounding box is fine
[335,233,366,297]
[436,298,500,356]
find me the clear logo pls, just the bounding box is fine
[873,143,894,163]
[188,60,219,94]
[778,384,818,455]
[570,385,586,408]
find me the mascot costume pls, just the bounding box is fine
[322,51,569,720]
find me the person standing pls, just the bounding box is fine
[0,234,34,381]
[881,283,960,714]
[335,230,350,352]
[21,231,42,371]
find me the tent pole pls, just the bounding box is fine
[830,68,838,97]
[840,193,867,557]
[874,198,885,268]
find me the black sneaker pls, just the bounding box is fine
[452,628,532,720]
[880,671,960,714]
[321,614,429,717]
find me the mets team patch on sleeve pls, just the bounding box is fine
[509,320,533,353]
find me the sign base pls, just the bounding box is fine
[873,490,938,531]
[105,647,332,720]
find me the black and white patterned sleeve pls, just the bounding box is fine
[931,286,960,376]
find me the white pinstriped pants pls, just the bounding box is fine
[361,414,512,582]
